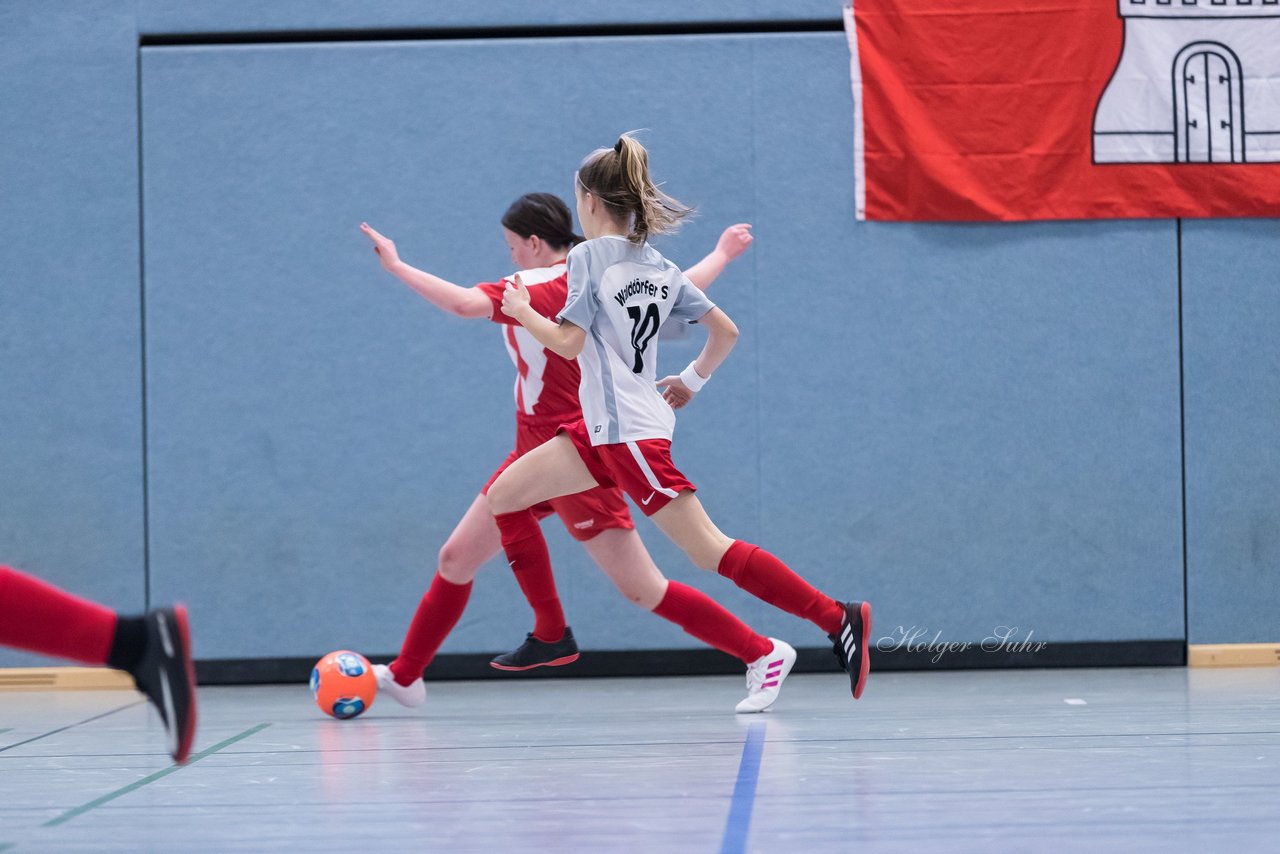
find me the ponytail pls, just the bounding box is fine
[578,133,692,244]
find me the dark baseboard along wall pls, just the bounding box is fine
[196,640,1187,685]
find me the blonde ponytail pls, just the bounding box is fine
[578,133,693,244]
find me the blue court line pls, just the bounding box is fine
[720,722,767,854]
[43,723,272,828]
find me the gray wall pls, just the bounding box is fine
[2,2,1275,666]
[0,3,146,651]
[1184,221,1280,644]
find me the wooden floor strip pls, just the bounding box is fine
[1188,644,1280,668]
[0,667,135,691]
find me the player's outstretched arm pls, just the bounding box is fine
[683,224,752,291]
[501,274,587,358]
[359,222,492,318]
[657,307,739,409]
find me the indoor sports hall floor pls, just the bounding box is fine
[1,666,1278,852]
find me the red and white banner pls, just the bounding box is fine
[844,0,1280,221]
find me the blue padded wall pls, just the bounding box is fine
[0,3,146,665]
[1184,221,1280,644]
[136,1,842,35]
[5,1,1271,668]
[139,35,766,658]
[750,36,1184,645]
[140,31,1185,660]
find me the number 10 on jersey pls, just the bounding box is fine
[626,303,661,373]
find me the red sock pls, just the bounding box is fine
[652,580,773,663]
[0,566,118,665]
[494,510,566,642]
[388,573,472,687]
[717,541,844,636]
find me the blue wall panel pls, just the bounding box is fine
[750,35,1185,646]
[137,1,841,35]
[1184,221,1280,645]
[141,31,1187,660]
[140,36,764,658]
[0,3,146,666]
[7,1,1269,667]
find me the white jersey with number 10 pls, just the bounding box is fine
[557,235,715,446]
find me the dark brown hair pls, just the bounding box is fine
[576,134,693,244]
[500,193,582,250]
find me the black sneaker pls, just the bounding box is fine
[132,605,198,764]
[828,601,872,700]
[489,627,580,671]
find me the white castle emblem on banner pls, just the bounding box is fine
[1093,0,1280,164]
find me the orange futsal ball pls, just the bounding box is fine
[311,650,377,719]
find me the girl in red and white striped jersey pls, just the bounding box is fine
[360,197,796,712]
[488,137,873,703]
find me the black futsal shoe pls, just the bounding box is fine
[131,605,199,764]
[828,601,872,700]
[489,627,580,671]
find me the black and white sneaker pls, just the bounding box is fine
[489,627,580,671]
[828,601,872,700]
[131,605,198,764]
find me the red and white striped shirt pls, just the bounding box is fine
[476,262,582,424]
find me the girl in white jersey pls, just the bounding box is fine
[359,195,794,712]
[488,136,873,704]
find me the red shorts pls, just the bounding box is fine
[557,420,696,516]
[482,418,635,541]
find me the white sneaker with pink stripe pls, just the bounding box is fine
[735,639,797,714]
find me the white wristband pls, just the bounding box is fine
[680,361,709,393]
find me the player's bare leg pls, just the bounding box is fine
[376,495,508,706]
[580,528,668,609]
[581,527,794,712]
[486,434,599,514]
[646,492,736,570]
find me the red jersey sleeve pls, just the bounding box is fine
[476,276,570,326]
[475,280,508,323]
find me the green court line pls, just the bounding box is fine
[0,842,16,851]
[43,723,272,828]
[0,702,143,755]
[0,728,12,735]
